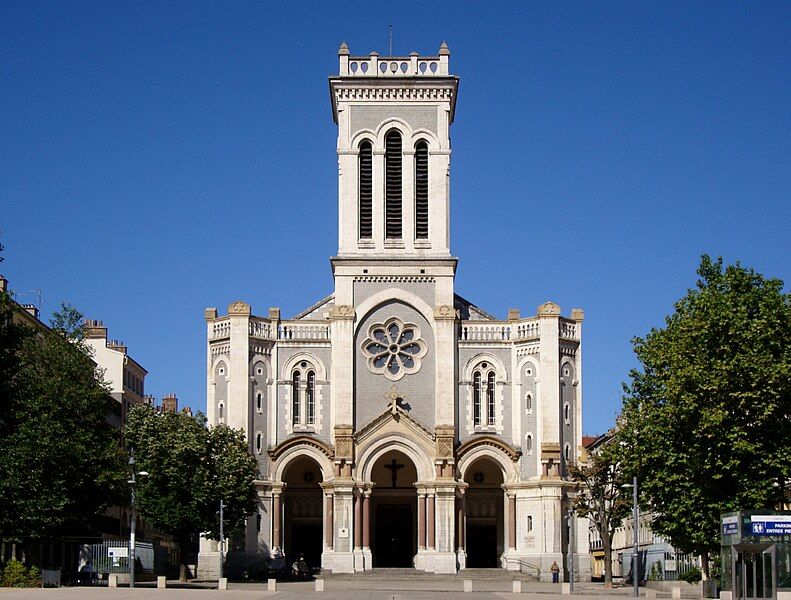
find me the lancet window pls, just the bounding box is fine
[473,362,497,427]
[359,141,372,239]
[385,130,402,239]
[415,140,429,239]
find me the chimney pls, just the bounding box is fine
[83,319,108,340]
[143,395,155,407]
[22,304,39,320]
[162,394,178,413]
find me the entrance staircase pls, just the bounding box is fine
[319,568,538,582]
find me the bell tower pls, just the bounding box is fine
[329,42,458,259]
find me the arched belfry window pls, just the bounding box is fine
[385,130,402,239]
[472,362,497,428]
[306,370,315,425]
[291,371,301,425]
[415,141,429,239]
[359,141,372,239]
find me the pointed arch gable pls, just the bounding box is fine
[354,288,436,336]
[462,353,508,381]
[357,432,434,482]
[456,436,521,483]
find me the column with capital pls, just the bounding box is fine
[361,489,372,570]
[417,492,426,549]
[426,492,435,550]
[272,489,283,551]
[353,489,364,571]
[324,491,334,550]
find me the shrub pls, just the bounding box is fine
[0,560,41,587]
[679,566,702,583]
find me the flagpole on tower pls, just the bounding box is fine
[389,24,392,55]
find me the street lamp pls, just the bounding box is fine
[128,449,148,589]
[566,506,575,592]
[621,477,639,598]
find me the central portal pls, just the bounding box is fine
[370,450,418,568]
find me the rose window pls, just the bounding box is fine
[361,317,428,381]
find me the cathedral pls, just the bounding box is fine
[198,43,589,580]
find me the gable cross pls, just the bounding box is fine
[384,385,401,415]
[384,457,405,488]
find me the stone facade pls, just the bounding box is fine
[199,43,589,580]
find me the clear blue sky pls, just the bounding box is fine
[2,2,789,435]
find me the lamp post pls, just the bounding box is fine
[128,449,148,589]
[621,477,639,598]
[567,507,575,592]
[219,500,224,581]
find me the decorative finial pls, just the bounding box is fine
[338,41,349,56]
[385,385,401,415]
[439,41,450,56]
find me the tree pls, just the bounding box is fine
[124,405,257,582]
[569,434,631,588]
[617,255,791,577]
[0,301,127,541]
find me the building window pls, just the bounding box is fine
[218,403,224,421]
[292,371,301,425]
[359,141,373,239]
[527,515,533,533]
[256,512,262,533]
[361,317,427,381]
[385,130,402,239]
[255,432,262,453]
[525,392,533,414]
[473,371,482,426]
[306,370,315,425]
[415,140,428,239]
[486,371,496,426]
[473,364,497,428]
[256,391,263,412]
[564,402,570,424]
[526,434,533,454]
[564,444,571,461]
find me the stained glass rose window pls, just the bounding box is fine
[361,317,428,381]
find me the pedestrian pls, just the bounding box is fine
[297,554,309,580]
[550,560,560,583]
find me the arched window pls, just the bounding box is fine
[255,432,262,453]
[256,391,263,413]
[486,371,496,426]
[525,392,533,414]
[256,512,262,533]
[526,434,533,454]
[359,141,372,239]
[292,371,301,425]
[564,402,570,424]
[473,371,482,426]
[385,130,402,239]
[218,403,224,421]
[564,444,571,461]
[415,141,429,239]
[306,370,315,425]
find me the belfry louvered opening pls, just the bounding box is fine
[385,131,402,239]
[358,142,373,239]
[415,141,429,239]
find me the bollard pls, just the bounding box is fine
[218,577,227,590]
[108,574,118,588]
[463,579,472,592]
[672,586,682,600]
[561,582,571,595]
[315,579,325,592]
[719,593,733,600]
[157,576,167,589]
[645,590,657,599]
[268,578,277,592]
[512,580,522,593]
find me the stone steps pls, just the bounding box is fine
[319,568,538,581]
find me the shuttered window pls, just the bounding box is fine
[306,370,315,425]
[292,371,301,425]
[487,371,496,426]
[359,142,372,239]
[385,131,402,239]
[473,371,482,426]
[415,141,429,239]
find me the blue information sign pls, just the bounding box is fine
[750,516,791,536]
[723,522,739,535]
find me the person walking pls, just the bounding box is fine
[550,560,560,583]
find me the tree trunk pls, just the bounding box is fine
[179,539,189,583]
[700,553,709,581]
[603,528,614,588]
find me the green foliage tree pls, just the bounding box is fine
[0,299,127,541]
[617,255,791,577]
[569,436,631,588]
[124,405,257,582]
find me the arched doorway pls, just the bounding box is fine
[282,456,323,572]
[370,450,418,567]
[464,457,504,568]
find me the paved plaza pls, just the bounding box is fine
[0,579,698,600]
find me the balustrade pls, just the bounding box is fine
[278,322,331,341]
[210,319,231,340]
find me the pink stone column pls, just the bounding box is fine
[273,493,282,549]
[426,493,435,549]
[508,494,516,550]
[417,493,426,549]
[456,495,465,550]
[362,492,371,549]
[354,491,362,549]
[324,493,334,549]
